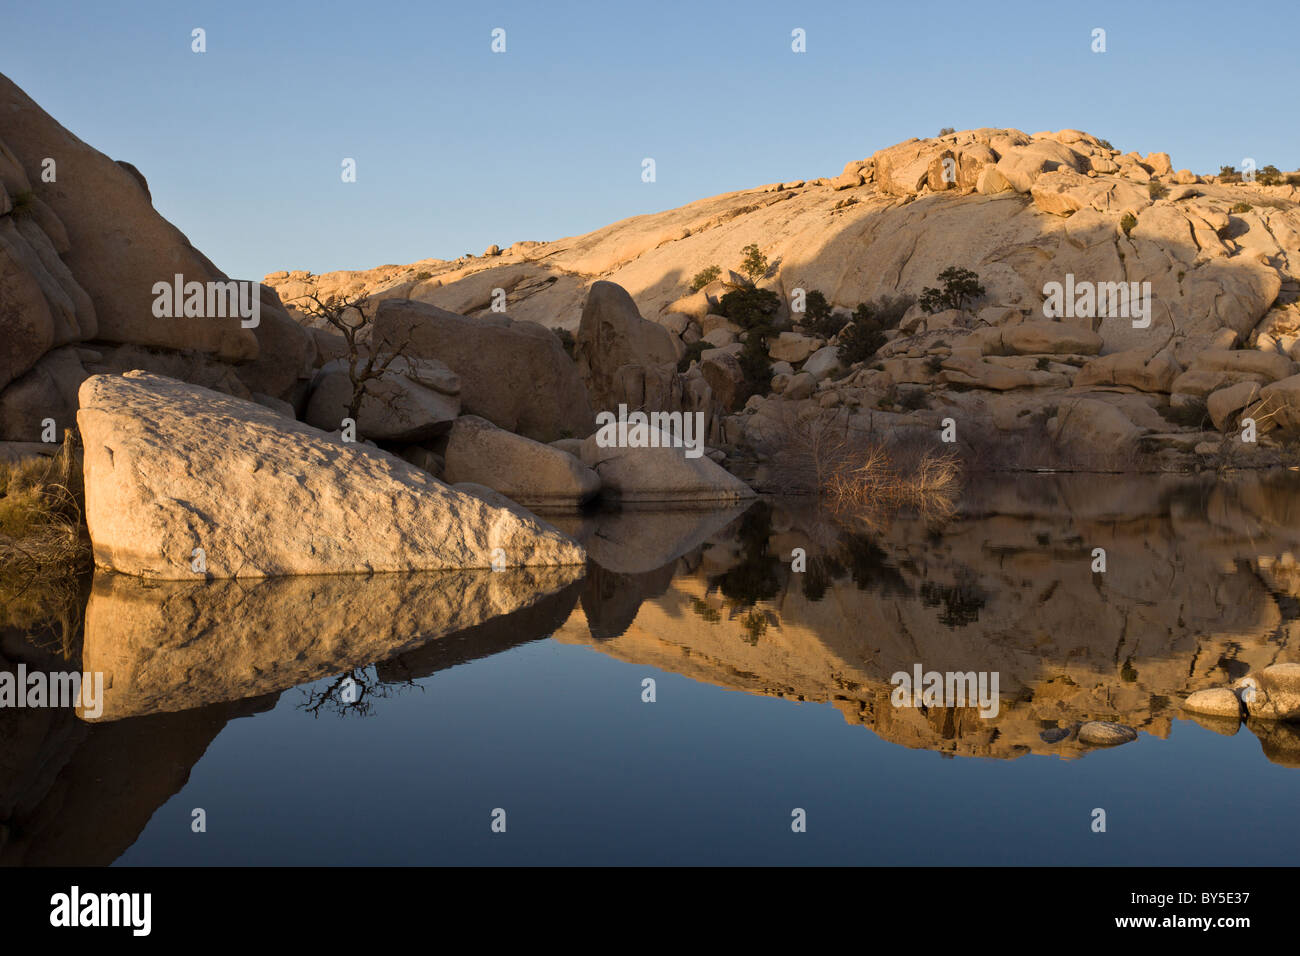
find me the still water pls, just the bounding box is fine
[4,472,1300,865]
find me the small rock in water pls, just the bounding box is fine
[1078,721,1138,746]
[1183,688,1243,719]
[1039,726,1073,744]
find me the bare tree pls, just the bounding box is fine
[288,275,412,425]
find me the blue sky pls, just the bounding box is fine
[3,1,1295,281]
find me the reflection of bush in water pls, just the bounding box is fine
[690,597,721,623]
[802,555,844,602]
[918,573,986,628]
[840,534,910,597]
[710,501,781,608]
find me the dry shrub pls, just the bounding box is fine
[764,404,961,519]
[0,437,92,651]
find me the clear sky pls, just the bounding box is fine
[3,0,1295,282]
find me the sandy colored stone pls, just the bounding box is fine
[443,414,600,509]
[77,371,585,578]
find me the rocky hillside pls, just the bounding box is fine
[266,126,1300,475]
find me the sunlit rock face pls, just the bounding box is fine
[80,565,584,721]
[559,474,1300,764]
[77,371,586,579]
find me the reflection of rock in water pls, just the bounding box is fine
[82,565,583,721]
[375,573,584,682]
[557,472,1300,765]
[0,693,275,866]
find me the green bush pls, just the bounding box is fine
[8,190,35,217]
[1258,164,1283,186]
[918,267,984,314]
[1219,165,1242,183]
[718,286,780,331]
[737,333,772,403]
[798,290,848,338]
[689,265,721,292]
[552,327,576,360]
[412,270,432,281]
[739,244,768,285]
[1120,212,1138,236]
[1231,202,1253,214]
[1148,181,1169,199]
[938,126,956,137]
[836,294,915,365]
[677,339,707,373]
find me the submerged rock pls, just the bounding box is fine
[77,371,585,578]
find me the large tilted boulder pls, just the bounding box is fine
[304,355,460,441]
[442,414,600,509]
[578,425,755,503]
[373,298,593,441]
[77,371,585,578]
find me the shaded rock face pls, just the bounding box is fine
[0,72,255,360]
[80,564,583,720]
[576,280,683,411]
[578,425,755,503]
[373,298,593,442]
[76,371,585,578]
[442,414,600,509]
[304,355,461,441]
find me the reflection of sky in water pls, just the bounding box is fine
[119,638,1299,866]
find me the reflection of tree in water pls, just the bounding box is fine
[838,533,911,597]
[299,664,423,718]
[918,569,986,628]
[707,502,782,643]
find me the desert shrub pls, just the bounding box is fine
[1120,212,1138,236]
[798,290,848,338]
[677,339,707,373]
[8,190,35,216]
[689,265,721,291]
[837,293,915,365]
[1035,356,1051,371]
[1148,181,1169,199]
[938,127,956,137]
[918,267,984,313]
[552,327,576,359]
[1097,138,1115,151]
[739,244,769,285]
[718,286,780,331]
[1258,164,1284,186]
[737,332,773,403]
[925,354,946,374]
[1,441,91,652]
[1231,202,1253,214]
[1219,165,1242,183]
[412,270,432,281]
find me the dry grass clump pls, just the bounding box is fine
[0,438,92,651]
[764,405,961,519]
[825,443,961,516]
